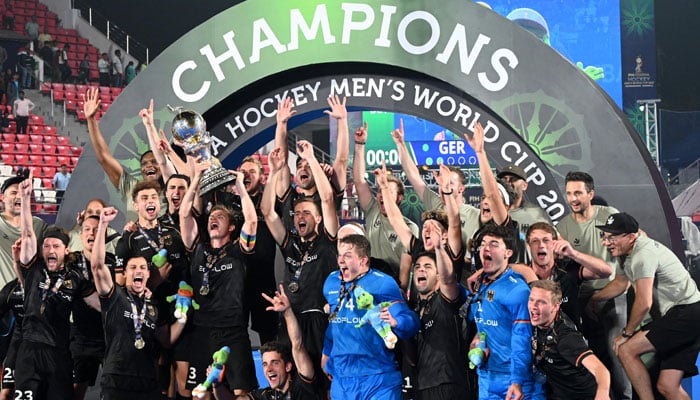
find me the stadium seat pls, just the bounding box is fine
[30,115,44,125]
[28,155,43,165]
[16,135,29,144]
[15,155,29,165]
[44,126,57,135]
[99,86,111,94]
[64,84,76,91]
[53,90,65,102]
[1,154,13,164]
[57,136,71,146]
[57,145,70,155]
[44,155,57,166]
[28,144,41,153]
[71,157,79,166]
[70,146,82,156]
[57,156,70,166]
[2,133,16,142]
[42,166,56,177]
[100,102,111,112]
[65,100,77,112]
[43,144,56,154]
[64,91,77,101]
[0,143,13,153]
[15,143,29,153]
[0,165,13,176]
[41,178,53,188]
[51,83,64,91]
[40,82,51,94]
[29,134,44,144]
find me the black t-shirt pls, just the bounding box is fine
[158,210,179,230]
[276,182,344,233]
[549,267,582,329]
[248,374,320,400]
[100,286,160,389]
[0,278,24,324]
[532,313,598,399]
[70,252,115,350]
[280,229,337,313]
[21,257,92,348]
[115,221,189,285]
[189,240,252,328]
[413,289,468,391]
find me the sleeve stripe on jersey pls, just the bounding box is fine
[513,319,531,324]
[576,350,595,367]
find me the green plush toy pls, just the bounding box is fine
[353,286,398,349]
[166,281,200,323]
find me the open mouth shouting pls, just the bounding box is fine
[297,220,309,235]
[143,167,158,180]
[170,193,181,209]
[145,204,157,218]
[45,253,59,270]
[132,273,146,290]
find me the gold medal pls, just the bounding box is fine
[199,286,210,296]
[134,338,145,349]
[288,282,299,293]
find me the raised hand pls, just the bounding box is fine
[262,284,291,313]
[268,147,286,173]
[19,171,33,198]
[323,95,347,120]
[276,97,296,125]
[390,118,405,145]
[83,87,101,119]
[100,207,119,224]
[296,140,315,161]
[463,122,484,154]
[139,99,155,127]
[355,121,368,144]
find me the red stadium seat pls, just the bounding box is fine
[42,178,53,188]
[57,156,71,166]
[16,135,29,144]
[71,157,79,166]
[64,91,77,101]
[44,126,57,135]
[1,154,13,164]
[28,144,41,153]
[40,82,51,94]
[43,144,56,154]
[65,100,77,112]
[53,90,65,102]
[15,154,28,164]
[3,133,16,142]
[64,84,76,91]
[99,86,111,94]
[15,143,29,153]
[29,133,44,144]
[28,155,43,165]
[56,145,70,155]
[100,102,111,112]
[51,83,64,91]
[70,146,82,156]
[57,137,71,146]
[44,155,57,166]
[0,143,13,153]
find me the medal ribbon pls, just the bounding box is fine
[126,291,148,345]
[289,239,316,290]
[201,246,228,293]
[40,269,65,308]
[328,271,368,322]
[137,223,164,253]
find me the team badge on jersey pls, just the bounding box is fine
[487,290,494,302]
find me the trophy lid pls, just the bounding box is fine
[171,109,207,142]
[200,166,236,196]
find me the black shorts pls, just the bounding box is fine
[416,383,470,400]
[14,340,73,399]
[73,355,102,385]
[186,325,258,392]
[644,301,700,376]
[101,374,162,400]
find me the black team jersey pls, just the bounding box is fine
[70,252,116,356]
[100,285,162,391]
[20,257,92,348]
[115,221,189,286]
[412,289,469,394]
[280,229,337,313]
[189,239,253,329]
[532,312,598,399]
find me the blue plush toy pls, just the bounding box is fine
[192,346,230,398]
[353,286,398,349]
[166,281,200,323]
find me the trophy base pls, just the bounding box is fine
[200,166,236,196]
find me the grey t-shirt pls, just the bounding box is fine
[556,205,618,297]
[364,197,419,274]
[422,189,480,249]
[623,234,700,317]
[0,214,47,287]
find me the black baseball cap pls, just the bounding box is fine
[1,176,27,194]
[596,212,639,235]
[497,164,527,181]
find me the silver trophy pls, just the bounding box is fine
[169,107,235,196]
